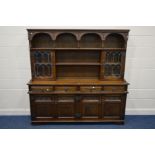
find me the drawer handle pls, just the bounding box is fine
[45,88,52,92]
[112,88,116,91]
[64,87,68,92]
[91,86,95,92]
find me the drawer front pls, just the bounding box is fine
[55,86,77,92]
[31,86,53,92]
[104,86,125,92]
[80,86,102,92]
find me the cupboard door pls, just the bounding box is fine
[31,50,55,80]
[81,95,101,118]
[102,51,124,80]
[102,95,123,118]
[56,95,76,118]
[30,95,56,118]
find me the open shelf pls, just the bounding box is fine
[28,79,128,85]
[80,33,102,48]
[56,66,100,79]
[103,48,126,51]
[31,48,53,50]
[31,33,53,48]
[56,33,77,48]
[56,62,100,66]
[30,48,126,51]
[55,48,103,50]
[105,33,125,48]
[31,48,104,51]
[104,62,121,65]
[56,50,101,63]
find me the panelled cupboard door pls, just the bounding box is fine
[30,95,56,118]
[55,95,76,118]
[81,95,101,118]
[102,95,123,118]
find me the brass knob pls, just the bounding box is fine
[91,86,95,92]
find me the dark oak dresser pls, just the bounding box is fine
[27,29,129,124]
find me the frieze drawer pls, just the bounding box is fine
[80,86,102,92]
[104,86,125,92]
[31,86,54,92]
[55,86,77,92]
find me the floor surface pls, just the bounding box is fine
[0,115,155,129]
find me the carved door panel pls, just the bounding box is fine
[30,95,56,118]
[81,95,101,118]
[102,95,123,118]
[56,95,76,118]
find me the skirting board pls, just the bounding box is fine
[0,108,155,115]
[0,109,30,115]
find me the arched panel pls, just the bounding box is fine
[56,33,77,48]
[104,33,125,48]
[80,33,102,48]
[31,33,53,48]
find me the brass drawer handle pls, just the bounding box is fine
[64,87,68,92]
[112,88,117,91]
[43,88,53,92]
[91,86,95,92]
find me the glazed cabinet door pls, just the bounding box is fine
[30,95,56,118]
[31,50,55,80]
[101,51,125,80]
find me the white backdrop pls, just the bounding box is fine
[0,26,155,115]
